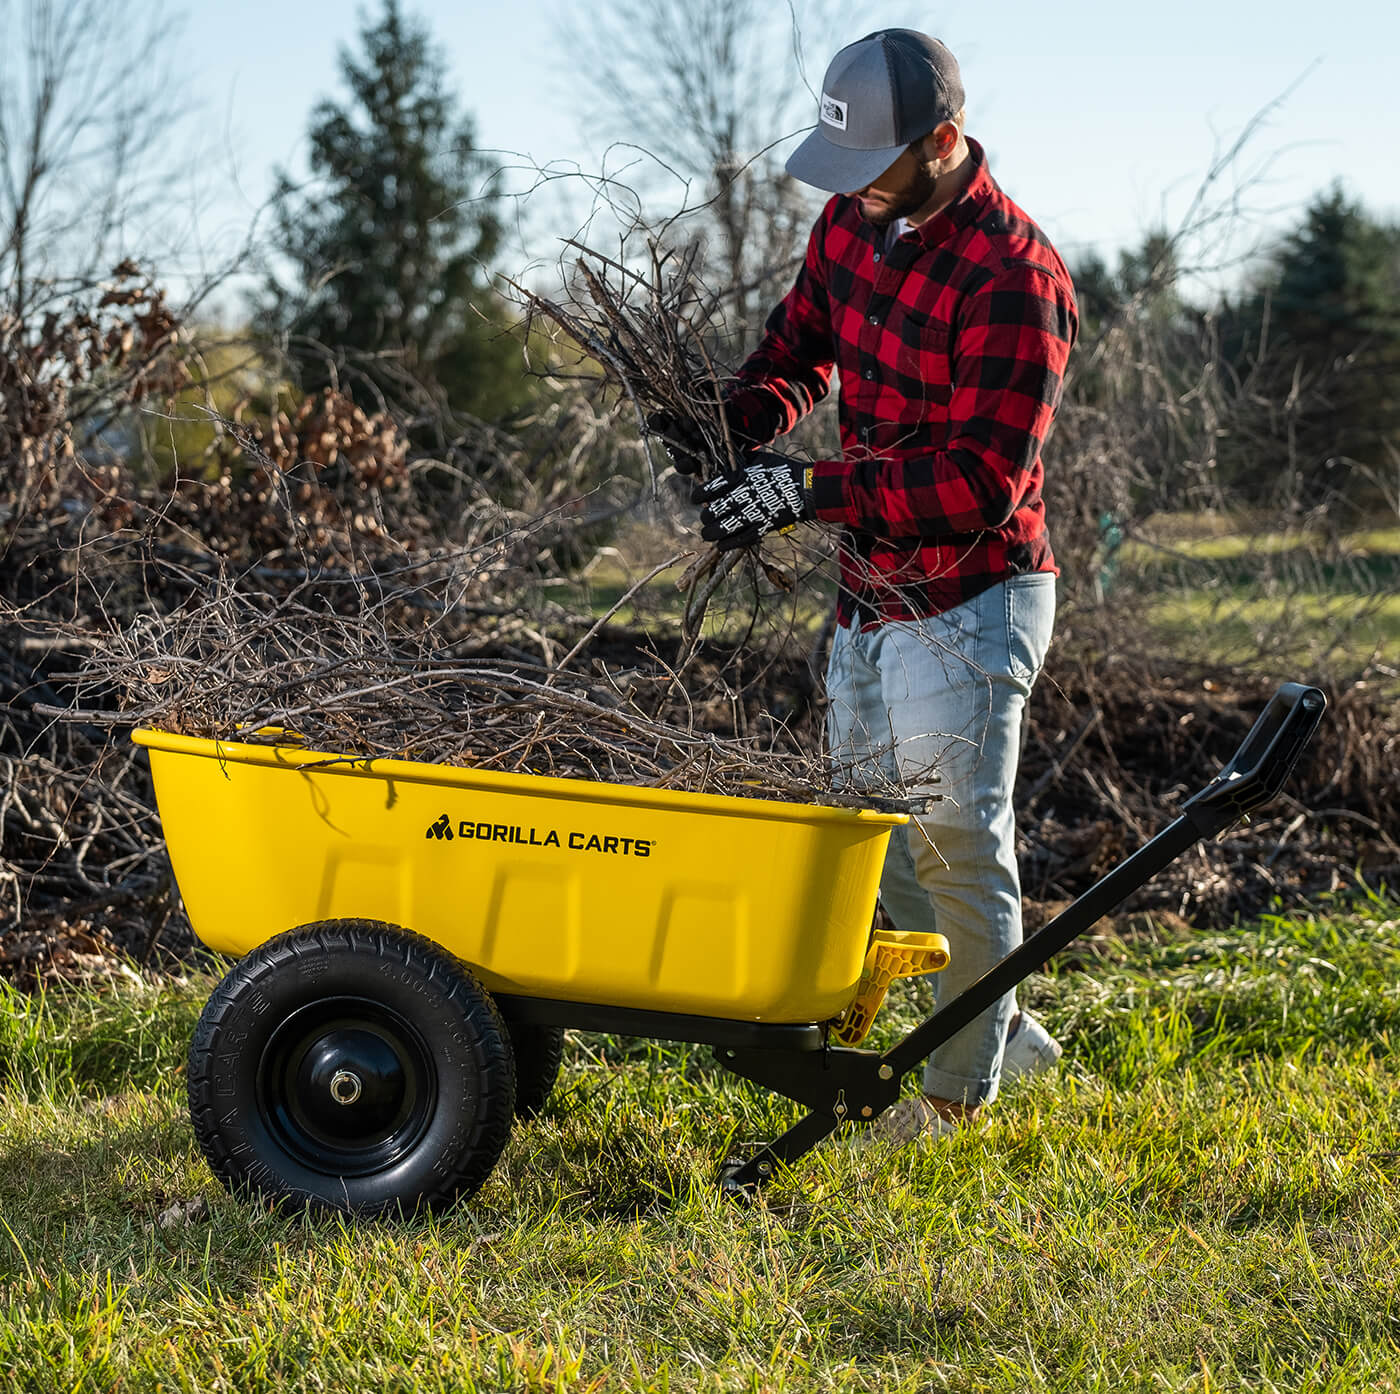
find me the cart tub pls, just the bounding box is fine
[133,730,907,1022]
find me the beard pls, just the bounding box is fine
[858,161,941,228]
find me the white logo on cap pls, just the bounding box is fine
[820,93,848,131]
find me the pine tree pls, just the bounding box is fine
[1254,187,1400,507]
[258,0,525,421]
[1070,231,1184,345]
[1272,187,1400,354]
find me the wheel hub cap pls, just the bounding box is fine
[259,999,437,1177]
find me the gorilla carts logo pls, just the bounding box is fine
[423,812,653,858]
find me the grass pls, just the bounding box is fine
[545,546,836,641]
[1108,522,1400,676]
[3,892,1400,1391]
[554,518,1400,678]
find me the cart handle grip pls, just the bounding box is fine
[1181,682,1326,838]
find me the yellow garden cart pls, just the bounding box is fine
[134,682,1324,1214]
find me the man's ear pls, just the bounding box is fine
[930,119,960,160]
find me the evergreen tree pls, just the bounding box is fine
[1243,187,1400,508]
[1070,230,1185,346]
[257,0,526,421]
[1271,187,1400,356]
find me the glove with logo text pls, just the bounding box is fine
[693,452,813,551]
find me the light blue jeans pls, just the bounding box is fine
[825,575,1056,1106]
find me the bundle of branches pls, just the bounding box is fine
[513,242,818,635]
[517,242,746,484]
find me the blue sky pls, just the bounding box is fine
[174,0,1399,304]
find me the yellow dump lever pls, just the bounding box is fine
[831,929,951,1047]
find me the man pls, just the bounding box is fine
[678,30,1077,1143]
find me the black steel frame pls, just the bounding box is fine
[506,683,1325,1195]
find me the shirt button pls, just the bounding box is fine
[868,314,879,325]
[873,252,881,262]
[863,369,873,380]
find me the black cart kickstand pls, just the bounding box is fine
[717,682,1327,1196]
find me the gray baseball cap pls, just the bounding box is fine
[786,30,965,194]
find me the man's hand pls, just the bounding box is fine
[646,405,754,476]
[693,452,813,551]
[646,410,708,475]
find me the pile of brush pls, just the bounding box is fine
[43,560,914,812]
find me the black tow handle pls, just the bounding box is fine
[1181,682,1327,838]
[879,684,1326,1081]
[718,682,1327,1194]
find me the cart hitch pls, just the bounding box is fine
[716,1042,899,1192]
[718,681,1326,1196]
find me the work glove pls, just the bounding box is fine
[693,451,813,551]
[646,406,751,476]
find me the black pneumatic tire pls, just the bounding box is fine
[188,921,516,1216]
[504,1020,565,1120]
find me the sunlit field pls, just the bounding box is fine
[3,893,1397,1392]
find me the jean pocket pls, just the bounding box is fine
[1005,576,1056,683]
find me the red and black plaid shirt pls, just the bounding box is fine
[726,137,1078,627]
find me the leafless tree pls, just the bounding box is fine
[557,0,874,353]
[0,0,185,316]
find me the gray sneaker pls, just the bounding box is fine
[869,1094,959,1146]
[837,1094,991,1151]
[1001,1011,1062,1083]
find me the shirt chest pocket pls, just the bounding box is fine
[889,314,953,416]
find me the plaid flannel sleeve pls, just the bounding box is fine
[723,219,837,447]
[810,263,1077,537]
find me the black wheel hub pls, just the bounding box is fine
[258,997,437,1177]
